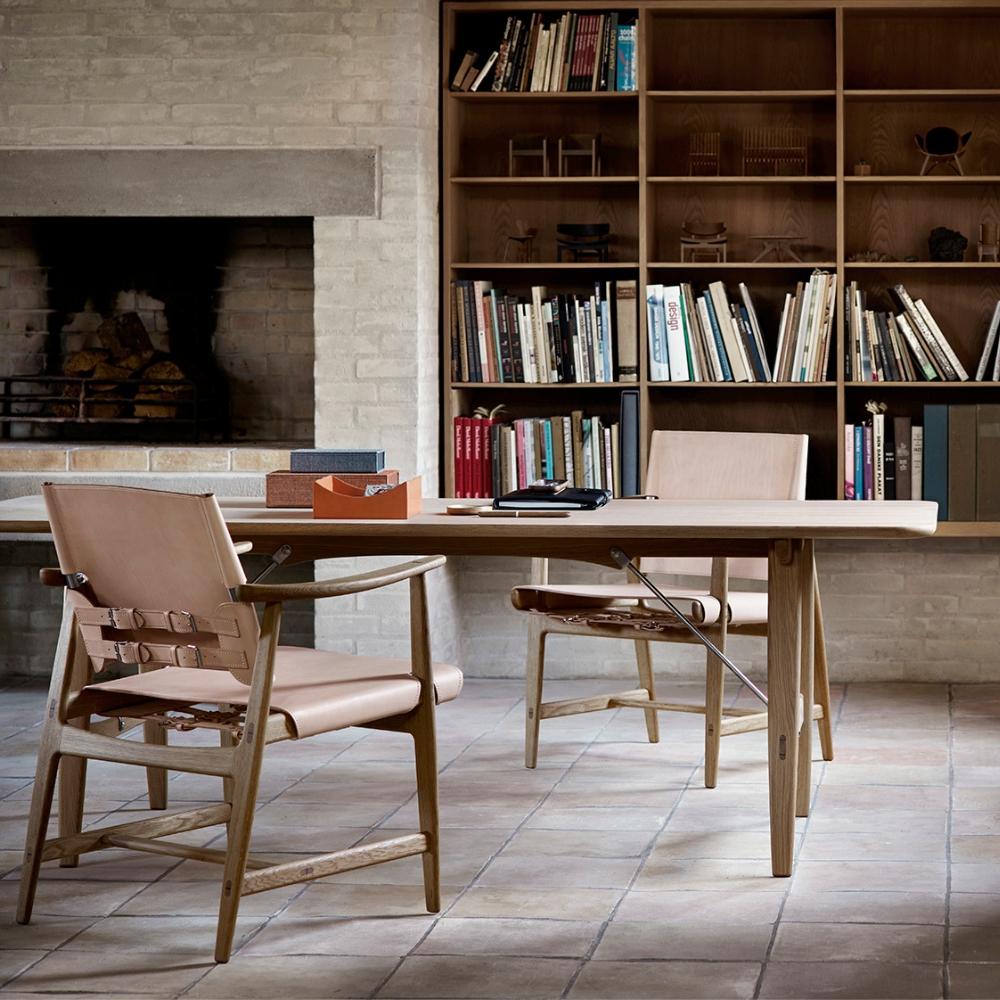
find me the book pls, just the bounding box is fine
[646,284,670,381]
[663,285,690,382]
[894,416,912,501]
[976,404,1000,520]
[873,410,885,500]
[923,404,949,520]
[470,50,498,91]
[948,405,977,522]
[912,426,923,501]
[976,301,1000,380]
[844,424,856,499]
[451,50,478,90]
[619,389,640,497]
[290,449,385,474]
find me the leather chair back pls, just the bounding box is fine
[43,483,258,682]
[641,430,808,582]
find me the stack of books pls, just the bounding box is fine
[845,403,1000,521]
[644,273,836,383]
[451,280,636,384]
[453,408,625,499]
[265,449,396,508]
[845,282,970,382]
[451,12,637,93]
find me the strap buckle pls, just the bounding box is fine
[113,641,151,664]
[169,610,197,634]
[184,644,205,668]
[108,608,145,630]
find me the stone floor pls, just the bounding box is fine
[0,678,997,999]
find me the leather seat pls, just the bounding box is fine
[510,582,767,626]
[79,646,463,739]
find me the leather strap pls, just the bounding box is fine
[81,637,248,670]
[74,606,241,637]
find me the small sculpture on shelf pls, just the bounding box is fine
[558,134,601,177]
[914,126,972,176]
[508,134,548,177]
[750,234,805,263]
[848,250,896,263]
[928,226,968,262]
[742,127,807,176]
[979,221,999,262]
[688,132,721,176]
[853,160,873,176]
[503,219,537,262]
[679,221,727,263]
[555,223,611,262]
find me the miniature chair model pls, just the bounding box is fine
[17,484,461,963]
[511,430,833,786]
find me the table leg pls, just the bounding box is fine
[796,540,815,818]
[768,538,803,877]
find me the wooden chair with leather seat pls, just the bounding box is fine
[511,429,833,785]
[17,483,461,963]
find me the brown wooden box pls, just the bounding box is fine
[266,469,399,508]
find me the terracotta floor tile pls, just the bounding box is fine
[947,963,1000,1000]
[594,920,773,961]
[770,922,944,963]
[377,954,579,999]
[759,961,943,999]
[568,959,761,999]
[188,954,398,999]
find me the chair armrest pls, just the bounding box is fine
[235,555,446,603]
[40,568,65,587]
[233,541,254,555]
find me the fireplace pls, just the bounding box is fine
[0,216,314,445]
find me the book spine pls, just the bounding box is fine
[893,285,956,380]
[976,301,1000,380]
[912,426,924,501]
[496,294,514,383]
[923,404,949,519]
[491,18,514,91]
[863,423,873,500]
[663,285,690,381]
[844,423,855,499]
[894,416,912,500]
[454,416,465,498]
[702,292,732,381]
[873,412,885,501]
[948,404,977,521]
[884,417,896,500]
[916,298,969,381]
[854,425,864,500]
[976,404,1000,519]
[615,279,638,381]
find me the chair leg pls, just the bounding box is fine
[16,746,60,924]
[57,754,87,868]
[144,722,168,810]
[634,640,659,744]
[220,712,235,803]
[704,642,725,789]
[412,699,441,913]
[813,579,834,762]
[524,616,546,769]
[215,603,280,964]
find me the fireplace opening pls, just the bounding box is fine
[0,217,314,445]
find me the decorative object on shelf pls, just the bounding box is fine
[978,221,999,262]
[508,134,548,177]
[313,474,422,519]
[558,133,601,177]
[750,234,805,263]
[914,126,972,176]
[742,127,807,176]
[688,132,721,176]
[679,221,727,263]
[847,250,895,263]
[853,160,872,176]
[503,219,537,262]
[555,222,611,262]
[928,226,968,262]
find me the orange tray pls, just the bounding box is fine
[312,475,422,519]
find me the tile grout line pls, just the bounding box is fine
[367,688,631,1000]
[942,682,955,1000]
[751,679,851,1000]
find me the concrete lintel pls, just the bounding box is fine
[0,147,377,218]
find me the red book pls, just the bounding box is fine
[471,417,484,498]
[515,419,527,490]
[454,417,465,498]
[569,14,591,90]
[464,418,474,498]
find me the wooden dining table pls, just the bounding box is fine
[0,493,938,877]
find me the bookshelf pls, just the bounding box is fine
[441,1,1000,527]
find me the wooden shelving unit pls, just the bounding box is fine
[441,1,1000,519]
